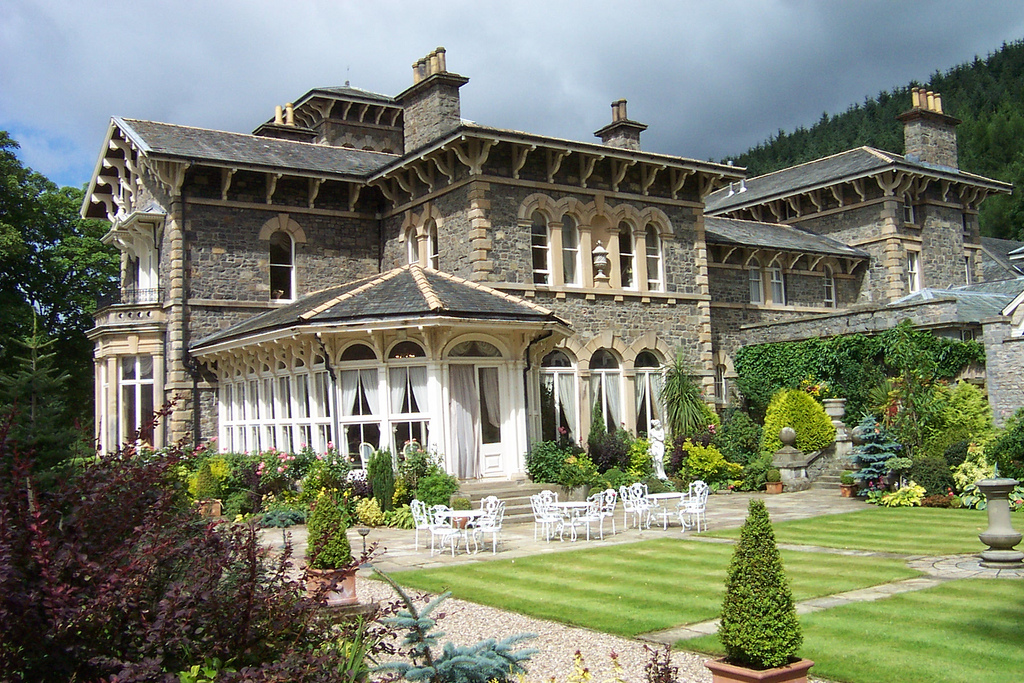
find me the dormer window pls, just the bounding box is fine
[269,231,294,300]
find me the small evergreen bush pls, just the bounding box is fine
[943,439,971,469]
[367,449,395,512]
[852,415,903,487]
[765,468,781,483]
[194,461,220,500]
[718,499,802,670]
[910,454,955,497]
[588,427,632,472]
[451,497,472,510]
[988,407,1024,480]
[717,409,762,465]
[738,452,773,491]
[414,471,459,506]
[526,440,570,483]
[306,494,352,569]
[677,439,743,485]
[355,497,385,526]
[761,388,836,454]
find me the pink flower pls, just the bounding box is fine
[327,441,334,449]
[299,442,307,449]
[277,466,285,473]
[316,454,324,461]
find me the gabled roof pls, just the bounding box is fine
[706,146,1011,214]
[704,216,869,259]
[114,117,398,177]
[191,265,569,352]
[980,236,1024,281]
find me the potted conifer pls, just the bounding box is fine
[706,499,812,683]
[195,461,222,517]
[305,492,357,606]
[765,468,783,495]
[839,471,857,497]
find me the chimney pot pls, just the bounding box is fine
[285,103,294,126]
[934,93,943,114]
[274,105,283,125]
[926,91,936,111]
[436,47,447,72]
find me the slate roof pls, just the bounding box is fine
[192,265,568,351]
[889,278,1024,322]
[704,216,869,258]
[307,85,397,103]
[706,146,1011,214]
[115,117,397,177]
[980,236,1024,281]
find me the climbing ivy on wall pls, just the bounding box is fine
[734,325,985,422]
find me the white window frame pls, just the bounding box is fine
[589,350,622,434]
[426,219,439,269]
[119,355,155,446]
[903,196,916,225]
[531,212,550,285]
[269,231,294,301]
[645,224,663,291]
[540,351,579,442]
[823,264,836,308]
[618,222,635,289]
[748,257,764,304]
[633,351,663,436]
[907,251,921,293]
[714,364,728,405]
[405,226,418,265]
[562,215,580,286]
[769,263,786,305]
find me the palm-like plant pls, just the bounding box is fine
[661,351,707,440]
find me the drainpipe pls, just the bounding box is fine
[184,353,201,447]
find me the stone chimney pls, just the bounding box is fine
[897,87,961,169]
[398,47,469,152]
[594,99,647,150]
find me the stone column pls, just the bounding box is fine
[977,477,1024,568]
[773,427,811,492]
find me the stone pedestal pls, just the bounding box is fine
[977,477,1024,568]
[773,427,811,492]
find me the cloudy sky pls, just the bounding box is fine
[3,0,1024,189]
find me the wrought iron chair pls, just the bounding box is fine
[530,490,560,542]
[678,480,710,533]
[558,491,605,541]
[470,495,505,554]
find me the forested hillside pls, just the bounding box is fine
[726,40,1024,241]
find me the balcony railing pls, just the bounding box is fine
[96,288,164,310]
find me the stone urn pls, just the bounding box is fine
[977,477,1024,568]
[822,398,846,421]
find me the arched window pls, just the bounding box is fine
[541,350,578,442]
[769,261,786,304]
[269,231,294,300]
[634,351,663,437]
[590,349,621,433]
[823,265,836,308]
[388,341,427,450]
[405,226,418,265]
[531,212,550,285]
[618,222,635,289]
[748,257,763,304]
[426,219,439,269]
[562,214,579,286]
[449,340,502,357]
[645,224,663,291]
[715,364,728,404]
[339,343,380,463]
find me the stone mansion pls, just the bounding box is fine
[83,48,1024,478]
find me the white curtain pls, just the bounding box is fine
[557,372,576,438]
[340,370,359,416]
[635,373,648,420]
[359,369,378,414]
[409,366,428,413]
[389,368,407,413]
[450,364,479,479]
[651,372,664,421]
[605,373,621,429]
[479,367,500,429]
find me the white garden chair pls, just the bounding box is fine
[558,491,605,541]
[428,504,463,556]
[410,498,432,549]
[470,496,505,554]
[678,480,710,533]
[597,488,617,537]
[619,482,653,529]
[530,490,560,542]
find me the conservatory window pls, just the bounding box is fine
[589,349,621,433]
[540,350,578,443]
[562,215,579,286]
[269,231,294,300]
[531,211,550,285]
[634,351,663,437]
[645,224,663,291]
[388,341,428,451]
[120,355,155,446]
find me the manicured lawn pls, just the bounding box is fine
[389,538,919,636]
[702,507,990,555]
[683,578,1024,683]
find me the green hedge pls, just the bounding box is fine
[761,388,836,453]
[735,327,984,420]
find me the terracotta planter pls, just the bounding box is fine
[197,499,222,517]
[839,483,857,498]
[765,481,784,495]
[306,568,358,606]
[705,657,814,683]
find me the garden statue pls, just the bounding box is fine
[650,419,666,479]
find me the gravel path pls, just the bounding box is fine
[359,576,713,683]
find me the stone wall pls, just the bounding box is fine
[920,203,968,289]
[982,320,1024,426]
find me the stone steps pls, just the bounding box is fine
[455,478,556,525]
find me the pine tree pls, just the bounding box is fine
[851,414,903,486]
[718,499,802,670]
[0,315,80,471]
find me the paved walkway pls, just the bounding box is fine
[261,486,1023,647]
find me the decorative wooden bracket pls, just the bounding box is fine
[641,164,665,196]
[546,149,569,184]
[266,173,282,204]
[670,168,693,199]
[308,177,323,209]
[348,183,362,212]
[579,154,603,189]
[221,168,237,201]
[611,159,636,193]
[511,144,535,179]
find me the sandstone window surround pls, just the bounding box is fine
[405,225,418,265]
[907,250,921,293]
[633,350,663,437]
[902,194,916,225]
[645,224,664,291]
[269,231,295,301]
[540,349,579,443]
[427,219,439,269]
